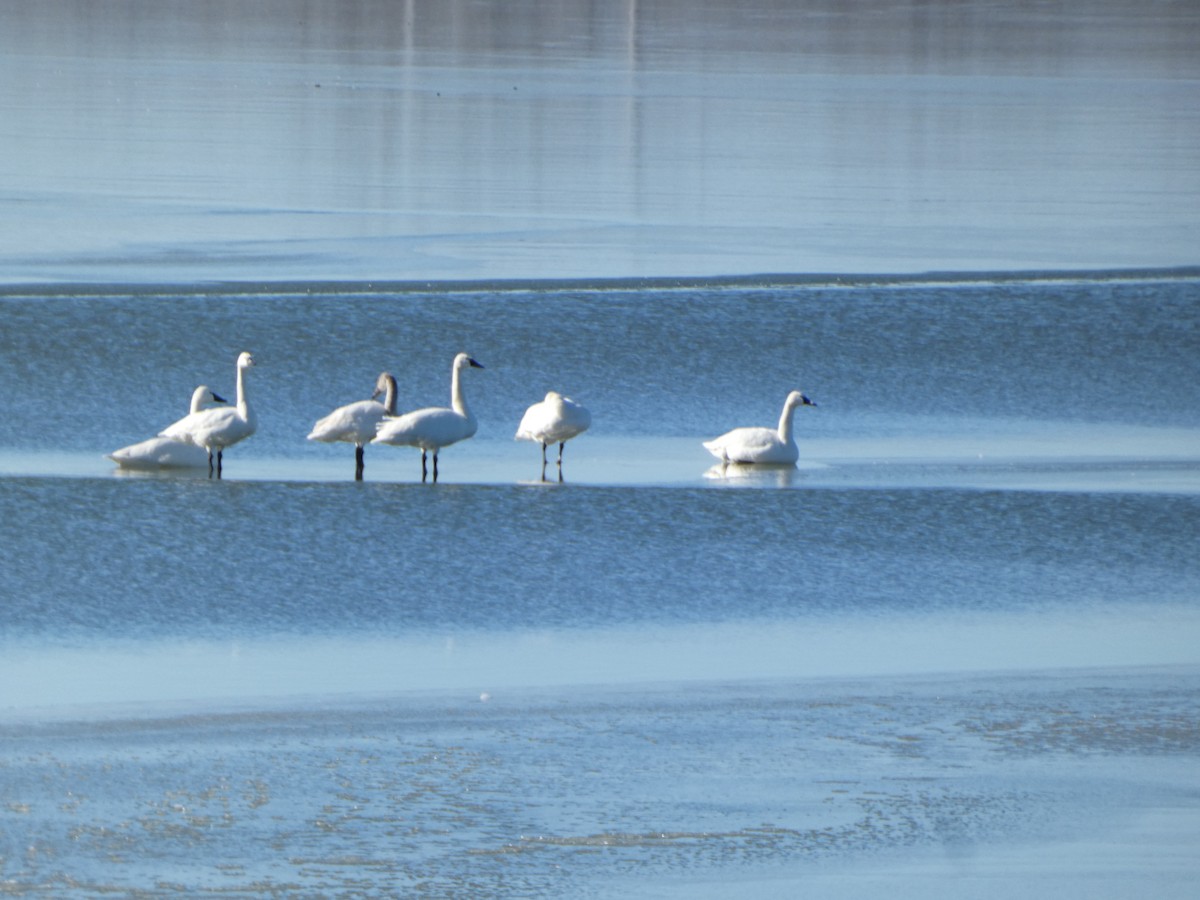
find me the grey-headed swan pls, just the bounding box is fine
[307,372,397,480]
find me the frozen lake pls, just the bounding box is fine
[1,0,1198,283]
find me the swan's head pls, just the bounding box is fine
[787,390,817,409]
[544,391,563,403]
[454,352,484,371]
[237,351,256,369]
[373,371,396,398]
[191,385,227,410]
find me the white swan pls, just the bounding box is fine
[703,390,817,465]
[515,391,591,475]
[108,385,227,469]
[307,372,397,480]
[161,351,257,476]
[373,352,484,482]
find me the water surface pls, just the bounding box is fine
[2,0,1197,282]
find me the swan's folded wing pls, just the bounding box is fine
[109,436,210,468]
[159,410,206,443]
[515,401,550,441]
[308,399,384,443]
[375,407,475,447]
[703,426,781,463]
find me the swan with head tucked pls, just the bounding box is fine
[703,390,817,465]
[108,385,227,469]
[515,391,591,476]
[372,353,484,482]
[160,351,257,477]
[307,372,397,480]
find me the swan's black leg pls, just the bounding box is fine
[421,450,428,483]
[432,452,439,483]
[558,442,566,466]
[216,449,223,478]
[355,445,364,481]
[207,449,215,478]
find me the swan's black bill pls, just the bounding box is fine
[802,394,817,407]
[468,358,485,369]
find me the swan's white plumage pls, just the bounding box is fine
[108,385,227,469]
[703,390,817,465]
[308,372,397,446]
[160,351,257,473]
[515,391,591,466]
[372,353,483,479]
[308,372,399,478]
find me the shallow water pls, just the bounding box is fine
[1,275,1199,894]
[1,274,1197,691]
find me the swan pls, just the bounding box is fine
[372,352,484,482]
[161,351,257,476]
[307,372,398,480]
[703,390,817,465]
[108,385,227,469]
[515,391,591,475]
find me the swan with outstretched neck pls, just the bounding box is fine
[307,372,397,480]
[160,351,257,477]
[515,391,591,477]
[703,390,817,465]
[373,353,484,482]
[108,385,227,469]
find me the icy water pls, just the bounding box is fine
[2,0,1198,282]
[3,0,1200,895]
[1,276,1199,896]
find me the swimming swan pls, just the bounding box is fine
[373,352,484,482]
[108,385,227,469]
[515,391,591,474]
[703,390,817,465]
[307,371,397,480]
[161,351,257,476]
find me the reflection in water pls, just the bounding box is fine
[111,465,213,481]
[704,462,799,487]
[0,0,1195,282]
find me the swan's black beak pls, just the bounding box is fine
[469,358,485,369]
[802,394,817,407]
[212,392,228,404]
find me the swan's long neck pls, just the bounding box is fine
[450,363,471,418]
[236,362,249,415]
[383,378,397,415]
[777,399,799,444]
